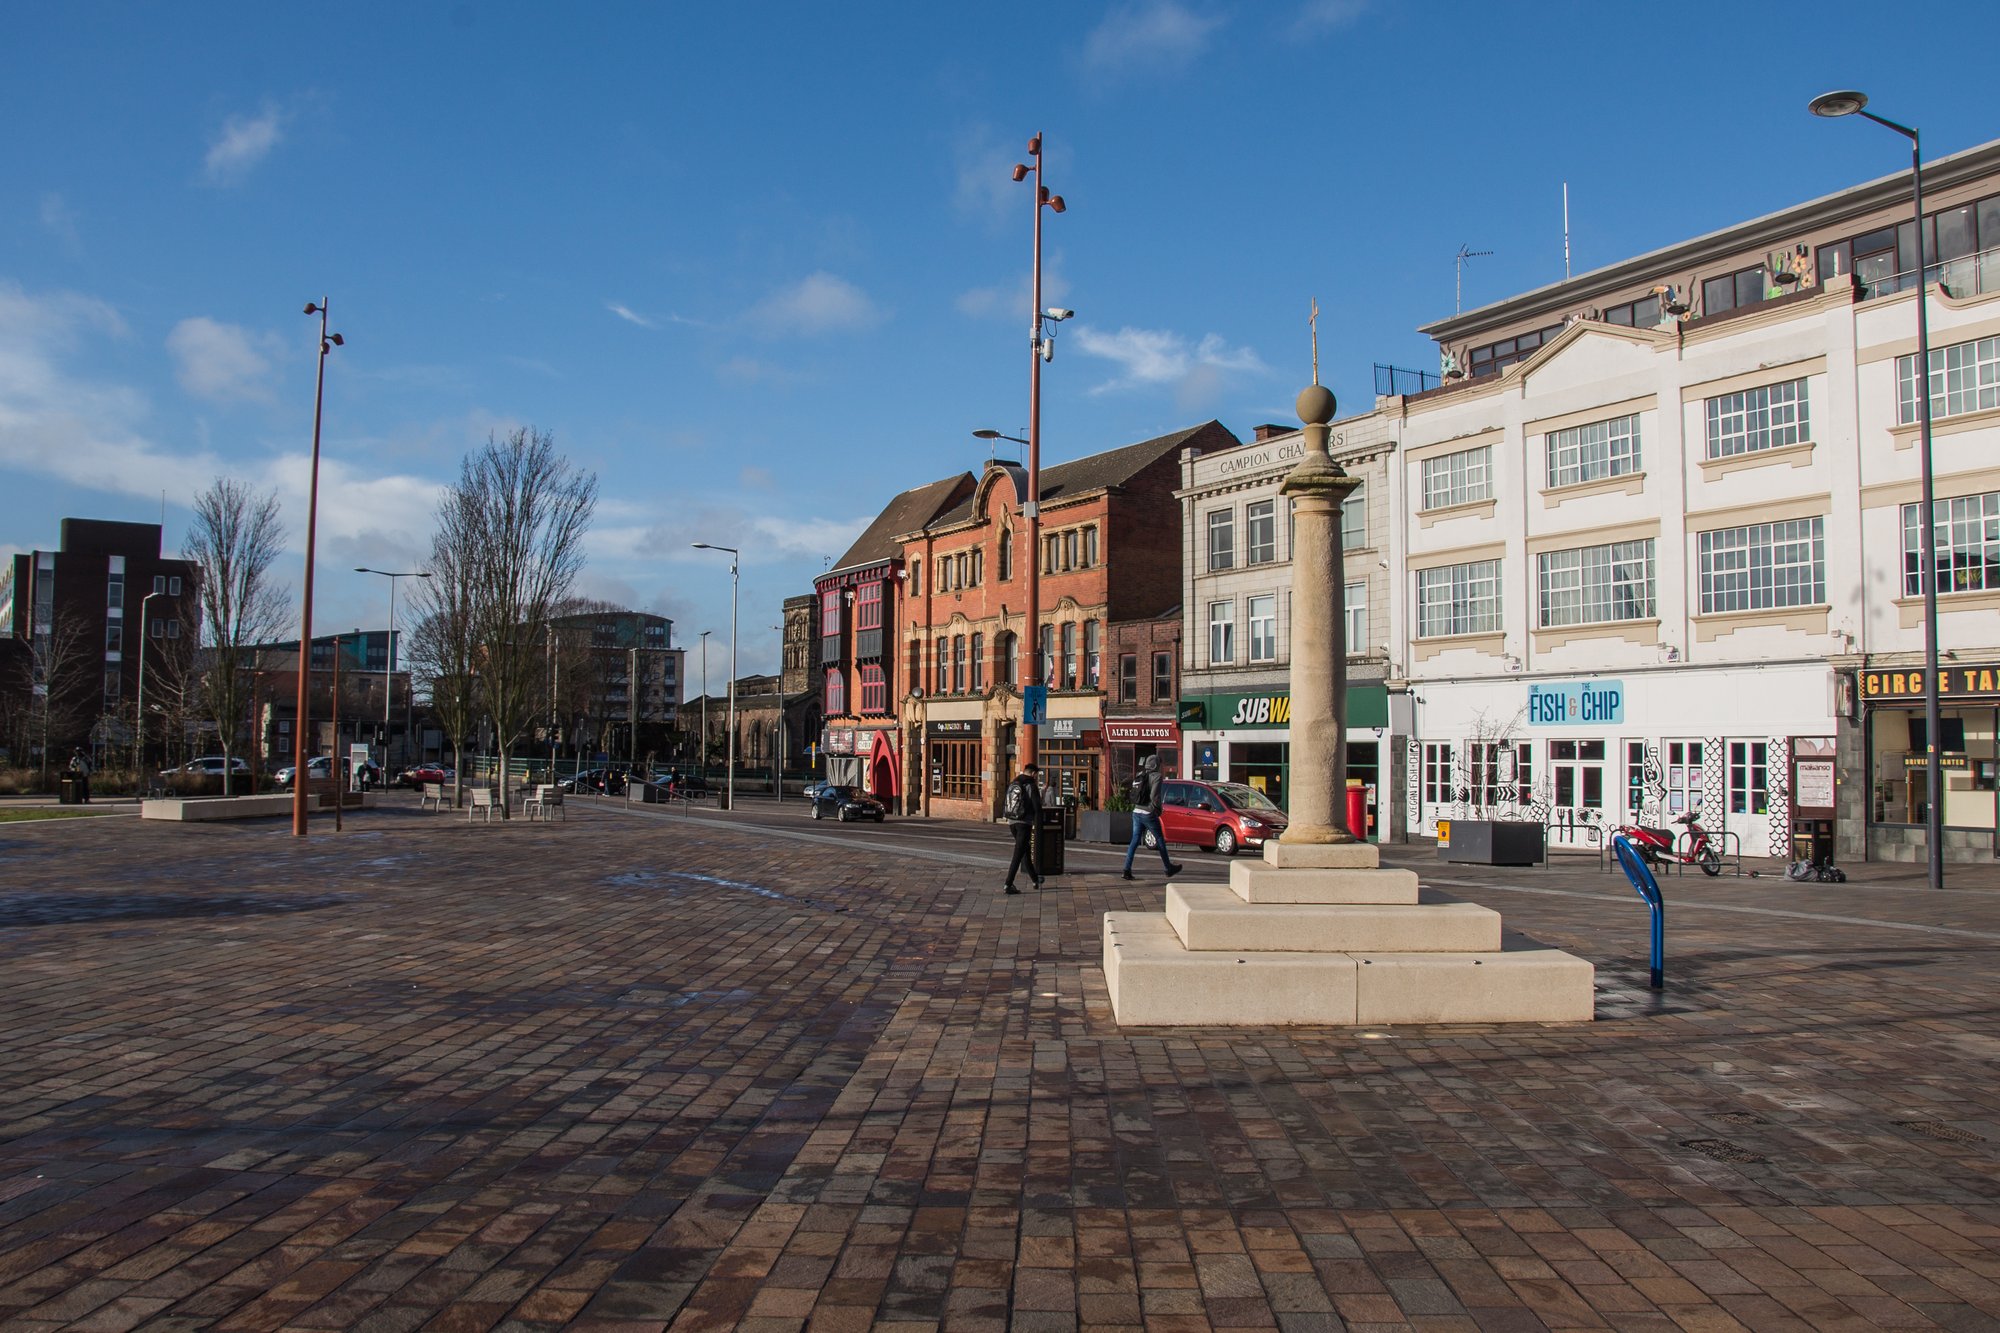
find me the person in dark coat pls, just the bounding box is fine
[1002,763,1045,895]
[68,748,92,803]
[1121,753,1183,881]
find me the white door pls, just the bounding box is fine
[1725,739,1771,857]
[1548,738,1608,848]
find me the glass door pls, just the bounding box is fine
[1548,739,1607,848]
[1726,739,1770,857]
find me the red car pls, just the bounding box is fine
[1140,778,1289,856]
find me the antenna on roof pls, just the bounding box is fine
[1563,182,1572,280]
[1454,244,1494,315]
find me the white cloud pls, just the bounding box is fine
[1071,324,1268,409]
[204,104,285,184]
[39,194,81,255]
[606,302,657,329]
[1291,0,1372,36]
[744,272,883,337]
[166,317,284,403]
[1081,1,1222,74]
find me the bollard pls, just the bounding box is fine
[1611,835,1665,990]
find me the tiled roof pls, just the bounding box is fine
[828,473,975,574]
[929,420,1235,527]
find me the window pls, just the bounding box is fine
[1728,740,1768,815]
[935,637,948,694]
[971,632,984,691]
[859,663,886,714]
[931,738,981,800]
[952,635,966,693]
[1904,491,2000,596]
[152,575,165,594]
[998,527,1012,581]
[1701,265,1770,317]
[907,562,919,597]
[971,548,983,586]
[1085,620,1100,688]
[820,589,841,636]
[955,552,968,588]
[855,581,883,631]
[1153,651,1173,702]
[1665,740,1704,814]
[1002,632,1019,686]
[1626,741,1648,817]
[106,570,124,616]
[1341,487,1366,549]
[1344,581,1367,648]
[1469,743,1506,810]
[1697,518,1825,614]
[1207,510,1234,571]
[1421,445,1492,510]
[1546,413,1640,488]
[1423,742,1451,805]
[1208,601,1235,664]
[1061,622,1077,689]
[1537,539,1656,628]
[1246,501,1277,565]
[105,667,121,700]
[1707,378,1809,458]
[1247,594,1277,663]
[825,668,845,714]
[1898,334,2000,424]
[908,640,920,689]
[1602,294,1662,328]
[1416,560,1502,638]
[150,617,166,639]
[105,624,122,654]
[1119,653,1138,703]
[1512,742,1535,805]
[1039,624,1054,687]
[1467,324,1563,378]
[1083,526,1099,568]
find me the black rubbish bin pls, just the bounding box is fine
[1037,803,1067,876]
[1790,818,1835,866]
[59,775,83,805]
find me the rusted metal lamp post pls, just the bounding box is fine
[291,299,342,837]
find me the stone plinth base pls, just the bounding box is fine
[143,793,380,821]
[1102,842,1594,1026]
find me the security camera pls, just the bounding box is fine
[1044,307,1074,321]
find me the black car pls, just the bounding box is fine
[808,784,885,823]
[560,767,630,795]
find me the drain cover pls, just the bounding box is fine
[1713,1111,1765,1127]
[1681,1138,1767,1164]
[1896,1119,1986,1145]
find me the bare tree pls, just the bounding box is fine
[424,428,596,815]
[184,479,289,795]
[10,610,98,785]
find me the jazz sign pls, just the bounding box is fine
[1527,679,1625,726]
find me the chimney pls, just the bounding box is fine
[1252,423,1294,442]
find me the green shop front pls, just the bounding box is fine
[1178,684,1392,840]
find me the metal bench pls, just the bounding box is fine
[468,787,496,823]
[419,782,447,813]
[523,784,565,822]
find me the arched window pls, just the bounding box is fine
[999,526,1013,581]
[825,668,845,715]
[1001,631,1019,686]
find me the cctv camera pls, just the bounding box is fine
[1045,307,1074,321]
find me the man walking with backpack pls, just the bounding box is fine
[1002,762,1045,895]
[1122,753,1183,881]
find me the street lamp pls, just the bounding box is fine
[134,590,169,773]
[354,568,429,772]
[691,543,740,811]
[293,299,343,836]
[770,623,787,803]
[698,629,711,774]
[1810,89,1944,890]
[1009,133,1068,768]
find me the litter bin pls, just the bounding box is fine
[1037,802,1067,876]
[1790,818,1834,866]
[59,775,83,805]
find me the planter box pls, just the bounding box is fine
[1437,819,1545,867]
[1078,809,1132,844]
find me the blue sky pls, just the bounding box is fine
[4,1,1994,678]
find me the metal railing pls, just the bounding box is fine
[1858,244,2000,300]
[1374,362,1440,397]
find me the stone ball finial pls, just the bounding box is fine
[1296,384,1336,425]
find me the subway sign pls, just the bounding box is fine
[1527,679,1625,726]
[1229,695,1292,726]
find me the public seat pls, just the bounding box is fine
[468,787,496,823]
[419,782,446,812]
[524,784,565,822]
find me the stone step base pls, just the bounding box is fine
[1230,860,1420,904]
[1169,885,1500,952]
[1103,912,1595,1026]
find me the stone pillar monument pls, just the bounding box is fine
[1278,383,1360,846]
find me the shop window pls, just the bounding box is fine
[930,738,981,799]
[1423,742,1451,806]
[1871,709,1997,830]
[1468,743,1505,811]
[1626,741,1647,816]
[1728,740,1768,815]
[1665,740,1705,814]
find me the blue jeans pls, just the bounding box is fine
[1123,810,1173,874]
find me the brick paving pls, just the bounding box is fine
[0,800,1996,1332]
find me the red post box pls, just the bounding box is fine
[1345,778,1369,842]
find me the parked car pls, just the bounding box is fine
[396,763,452,788]
[561,767,634,795]
[274,756,382,790]
[1140,778,1289,855]
[159,755,252,779]
[809,784,886,823]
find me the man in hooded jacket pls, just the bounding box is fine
[1121,753,1183,881]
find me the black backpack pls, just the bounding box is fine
[1129,772,1149,806]
[1002,778,1029,821]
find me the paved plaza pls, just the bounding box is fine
[1,798,1997,1332]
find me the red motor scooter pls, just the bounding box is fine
[1616,811,1723,877]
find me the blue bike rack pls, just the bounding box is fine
[1611,835,1665,990]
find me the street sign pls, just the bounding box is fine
[1022,685,1047,726]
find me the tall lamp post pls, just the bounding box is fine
[134,590,169,773]
[691,543,740,811]
[698,629,711,774]
[770,623,787,803]
[292,299,342,836]
[1810,90,1944,890]
[355,568,429,772]
[1007,133,1068,768]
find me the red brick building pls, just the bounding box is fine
[1104,610,1183,793]
[813,474,977,802]
[897,421,1237,820]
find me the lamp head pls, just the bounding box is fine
[1808,89,1869,118]
[1010,163,1028,182]
[304,302,320,315]
[1048,194,1065,213]
[328,332,344,346]
[972,429,1003,440]
[1027,134,1040,155]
